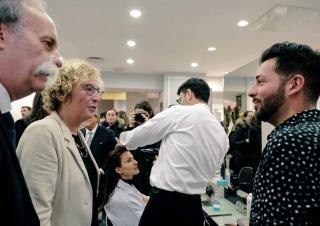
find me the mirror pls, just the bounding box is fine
[223,59,262,194]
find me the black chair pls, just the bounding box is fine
[238,166,254,193]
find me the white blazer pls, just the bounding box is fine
[105,179,146,226]
[17,112,100,226]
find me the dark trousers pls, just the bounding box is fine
[139,187,204,226]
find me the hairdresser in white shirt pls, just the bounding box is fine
[101,146,148,226]
[120,78,229,226]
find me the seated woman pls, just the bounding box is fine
[101,146,148,226]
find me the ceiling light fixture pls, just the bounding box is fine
[127,40,136,47]
[223,72,229,75]
[208,47,217,52]
[126,58,134,64]
[190,62,199,68]
[237,20,249,27]
[130,9,142,18]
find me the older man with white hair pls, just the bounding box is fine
[0,0,62,225]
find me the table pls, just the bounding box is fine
[202,195,249,226]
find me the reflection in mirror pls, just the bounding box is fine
[223,59,262,194]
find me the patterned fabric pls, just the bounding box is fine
[250,109,320,225]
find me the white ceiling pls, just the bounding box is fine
[47,0,320,77]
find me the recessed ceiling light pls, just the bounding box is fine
[208,47,217,52]
[237,20,249,27]
[190,62,199,68]
[130,9,142,18]
[127,40,136,47]
[126,58,134,64]
[223,72,229,75]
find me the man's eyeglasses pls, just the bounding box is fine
[176,96,182,104]
[81,84,103,96]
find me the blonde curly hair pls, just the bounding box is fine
[42,59,103,112]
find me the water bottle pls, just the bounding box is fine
[212,178,227,211]
[247,193,252,219]
[212,193,221,211]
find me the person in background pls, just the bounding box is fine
[20,106,32,118]
[24,92,50,126]
[118,110,129,129]
[82,114,117,168]
[15,92,49,146]
[81,114,117,226]
[0,0,62,225]
[14,106,32,146]
[229,110,255,175]
[101,146,148,226]
[126,100,160,195]
[248,42,320,225]
[99,112,106,124]
[127,100,155,130]
[120,78,229,226]
[102,108,124,138]
[17,59,102,226]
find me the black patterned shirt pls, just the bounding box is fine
[250,109,320,225]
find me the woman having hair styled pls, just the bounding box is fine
[17,59,103,226]
[101,146,148,226]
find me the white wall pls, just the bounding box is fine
[101,72,163,91]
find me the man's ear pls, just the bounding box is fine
[0,23,11,50]
[287,74,305,96]
[186,88,193,101]
[0,23,6,49]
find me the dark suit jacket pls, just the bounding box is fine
[0,113,40,226]
[81,125,117,168]
[101,121,124,138]
[81,125,117,208]
[15,118,28,146]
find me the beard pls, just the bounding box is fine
[255,84,285,122]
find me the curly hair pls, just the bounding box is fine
[42,59,103,112]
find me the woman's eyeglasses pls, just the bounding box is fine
[81,84,103,96]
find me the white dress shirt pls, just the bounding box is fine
[105,179,146,226]
[85,124,98,143]
[0,83,12,113]
[120,103,229,194]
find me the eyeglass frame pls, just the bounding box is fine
[176,96,182,104]
[81,84,103,96]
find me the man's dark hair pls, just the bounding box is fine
[100,112,106,118]
[177,78,210,103]
[243,110,253,118]
[21,106,31,111]
[260,42,320,103]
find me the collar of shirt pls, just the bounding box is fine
[85,124,98,137]
[117,179,139,192]
[267,109,320,140]
[0,83,12,113]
